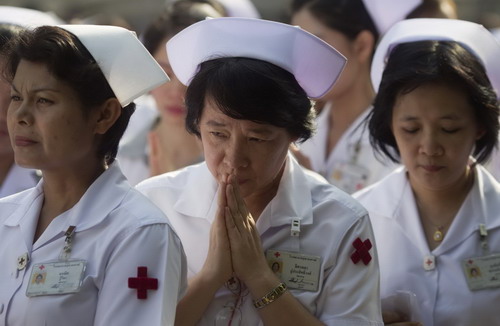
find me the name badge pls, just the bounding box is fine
[330,162,369,194]
[462,254,500,291]
[26,260,86,297]
[266,249,321,292]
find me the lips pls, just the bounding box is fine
[420,165,443,172]
[14,135,37,146]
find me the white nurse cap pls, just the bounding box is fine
[166,17,346,99]
[371,19,500,98]
[0,6,63,28]
[60,25,169,107]
[362,0,421,35]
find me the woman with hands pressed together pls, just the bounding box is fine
[138,17,383,326]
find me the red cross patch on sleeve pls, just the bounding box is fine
[350,237,372,265]
[128,266,158,299]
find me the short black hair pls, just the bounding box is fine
[369,40,500,164]
[185,57,315,143]
[2,26,135,165]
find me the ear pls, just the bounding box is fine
[352,30,375,64]
[93,98,122,135]
[476,127,486,140]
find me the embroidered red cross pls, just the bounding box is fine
[350,238,372,265]
[128,266,158,299]
[274,252,281,258]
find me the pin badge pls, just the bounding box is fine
[17,252,29,270]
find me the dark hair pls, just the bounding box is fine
[185,57,315,143]
[142,0,225,55]
[290,0,379,42]
[0,24,24,49]
[2,26,134,165]
[406,0,457,19]
[369,41,500,164]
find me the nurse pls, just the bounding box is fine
[353,19,500,326]
[137,17,383,325]
[0,25,186,325]
[290,0,459,194]
[0,6,63,198]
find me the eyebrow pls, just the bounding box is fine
[11,84,61,93]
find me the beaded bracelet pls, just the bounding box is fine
[253,282,288,309]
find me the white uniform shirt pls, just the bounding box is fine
[0,164,38,198]
[354,165,500,326]
[0,163,187,326]
[137,155,383,326]
[299,104,398,194]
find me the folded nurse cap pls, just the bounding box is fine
[0,6,63,28]
[60,25,169,106]
[362,0,421,35]
[371,19,500,98]
[166,17,346,99]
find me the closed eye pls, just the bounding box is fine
[210,131,227,138]
[37,97,53,105]
[402,128,418,134]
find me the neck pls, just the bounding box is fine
[154,123,202,173]
[41,161,106,219]
[0,154,14,184]
[411,166,475,248]
[328,72,375,128]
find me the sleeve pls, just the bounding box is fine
[318,214,384,326]
[93,223,187,326]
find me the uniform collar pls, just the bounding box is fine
[3,163,131,243]
[362,165,500,255]
[174,154,314,231]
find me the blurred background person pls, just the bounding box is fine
[117,0,228,185]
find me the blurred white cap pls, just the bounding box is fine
[362,0,421,35]
[371,19,500,97]
[60,25,169,106]
[0,6,63,28]
[166,17,346,99]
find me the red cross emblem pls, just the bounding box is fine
[274,252,281,258]
[128,266,158,299]
[350,238,372,265]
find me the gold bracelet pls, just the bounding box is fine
[253,282,287,309]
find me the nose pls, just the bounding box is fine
[9,100,33,127]
[419,131,443,156]
[223,140,249,169]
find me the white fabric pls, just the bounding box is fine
[0,164,38,198]
[0,6,63,28]
[166,17,346,98]
[371,19,500,98]
[299,104,398,193]
[0,163,187,326]
[60,25,169,106]
[354,165,500,326]
[137,154,383,326]
[361,0,420,35]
